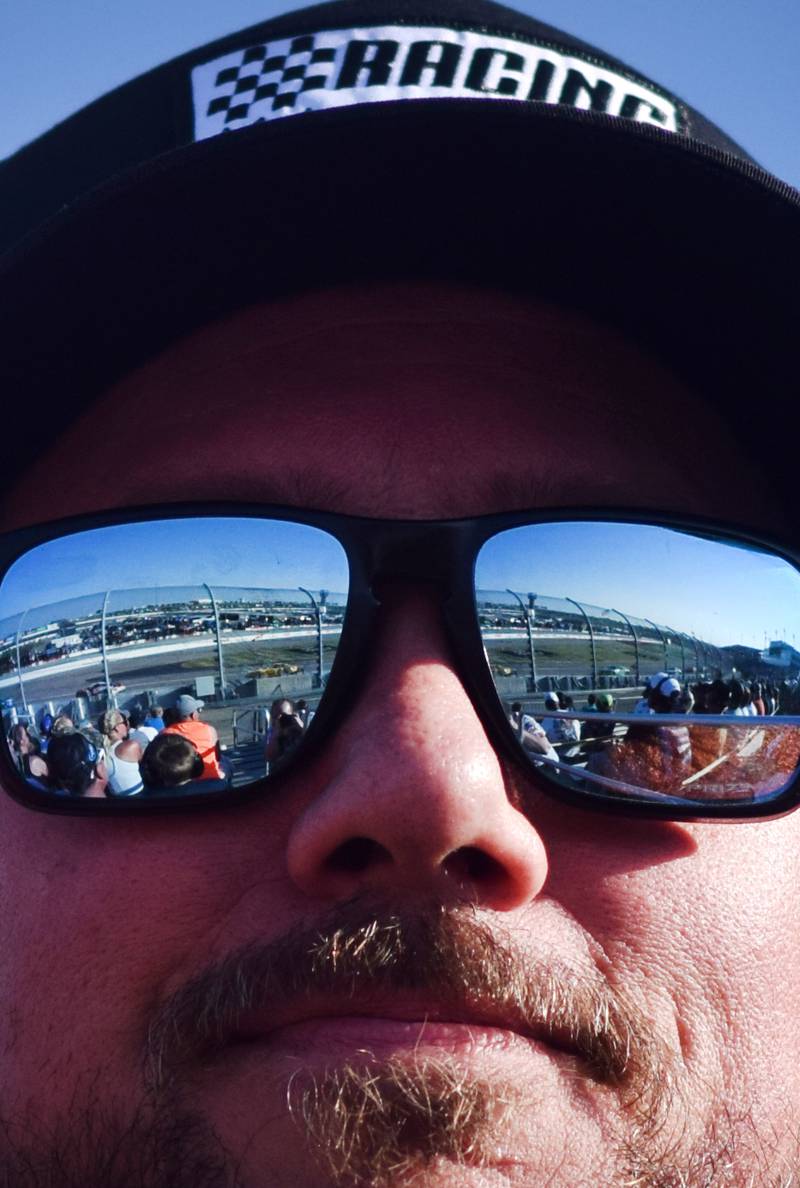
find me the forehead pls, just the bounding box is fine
[0,283,784,531]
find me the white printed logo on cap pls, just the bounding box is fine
[191,25,679,141]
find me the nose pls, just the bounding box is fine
[286,588,549,910]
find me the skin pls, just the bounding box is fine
[266,701,305,763]
[9,727,49,780]
[109,717,145,765]
[85,757,110,799]
[1,283,799,1185]
[11,726,33,756]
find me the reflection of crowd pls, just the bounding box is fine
[264,698,311,763]
[7,695,232,799]
[511,672,800,803]
[9,670,798,804]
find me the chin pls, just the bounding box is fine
[182,1043,626,1188]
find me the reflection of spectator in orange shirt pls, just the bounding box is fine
[163,695,224,779]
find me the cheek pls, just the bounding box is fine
[0,799,300,1084]
[528,812,800,1132]
[544,812,800,1059]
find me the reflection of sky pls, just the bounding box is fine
[476,522,800,648]
[0,518,350,627]
[3,518,799,651]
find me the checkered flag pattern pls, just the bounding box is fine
[207,36,337,121]
[193,25,680,141]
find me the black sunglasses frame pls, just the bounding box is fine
[1,500,799,821]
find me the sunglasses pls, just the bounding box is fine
[1,503,800,820]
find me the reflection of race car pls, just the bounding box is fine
[75,681,127,699]
[599,665,631,678]
[246,665,300,678]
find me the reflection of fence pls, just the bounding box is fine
[1,582,346,713]
[482,590,728,693]
[0,580,754,723]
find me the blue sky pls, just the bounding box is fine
[2,518,799,649]
[0,520,350,628]
[2,0,798,188]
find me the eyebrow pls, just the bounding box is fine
[228,467,581,520]
[478,469,573,514]
[250,470,361,513]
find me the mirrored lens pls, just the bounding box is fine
[476,521,800,808]
[0,518,349,802]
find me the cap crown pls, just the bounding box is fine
[0,0,756,259]
[1,0,798,514]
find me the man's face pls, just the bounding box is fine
[1,284,798,1187]
[14,728,31,754]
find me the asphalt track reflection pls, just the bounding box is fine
[1,626,663,709]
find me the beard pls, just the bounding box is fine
[0,899,794,1187]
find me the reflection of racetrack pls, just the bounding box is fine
[482,631,667,679]
[4,625,686,711]
[1,629,340,708]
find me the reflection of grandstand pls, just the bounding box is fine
[761,639,800,670]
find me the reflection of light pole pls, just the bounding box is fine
[505,589,537,691]
[299,588,325,688]
[644,618,668,671]
[690,632,712,678]
[14,608,28,713]
[665,626,686,681]
[689,633,701,677]
[713,643,724,678]
[566,597,597,688]
[611,608,640,685]
[203,583,226,698]
[696,636,710,678]
[100,590,116,707]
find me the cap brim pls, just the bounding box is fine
[2,98,799,497]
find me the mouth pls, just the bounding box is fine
[147,911,639,1094]
[223,994,587,1072]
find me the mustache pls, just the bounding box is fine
[144,898,667,1102]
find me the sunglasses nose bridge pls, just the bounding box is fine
[366,522,464,599]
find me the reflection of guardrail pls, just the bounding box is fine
[526,710,800,726]
[232,706,268,746]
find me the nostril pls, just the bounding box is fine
[326,836,392,874]
[444,845,505,889]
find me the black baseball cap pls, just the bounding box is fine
[2,0,798,501]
